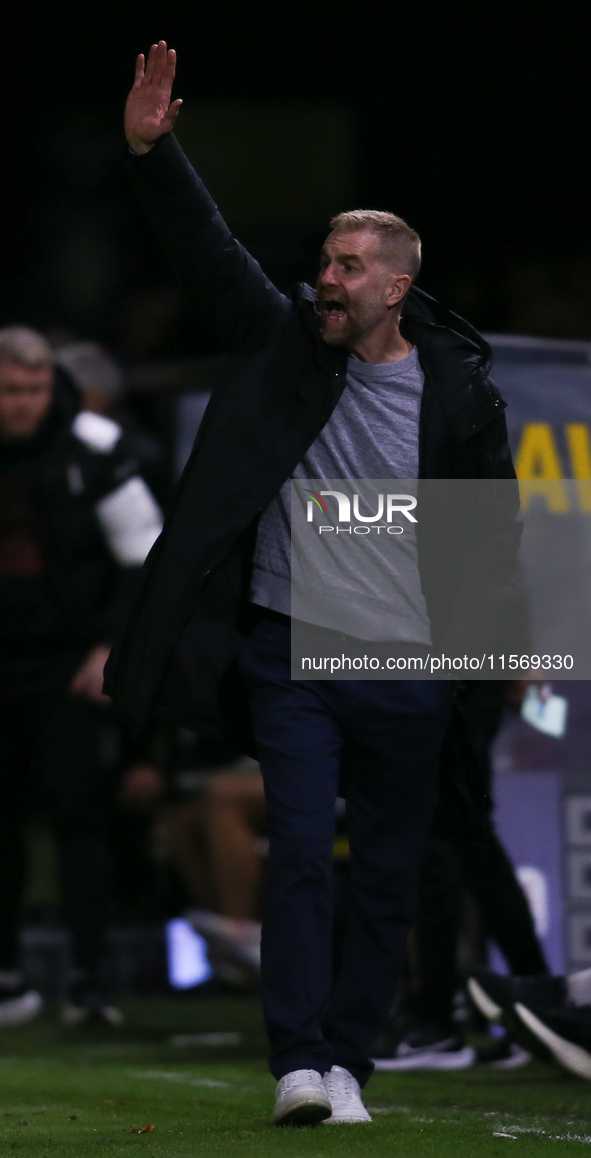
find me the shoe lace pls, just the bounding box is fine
[281,1069,321,1091]
[324,1066,358,1099]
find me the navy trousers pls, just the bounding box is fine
[238,614,453,1085]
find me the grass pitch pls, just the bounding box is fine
[2,995,591,1154]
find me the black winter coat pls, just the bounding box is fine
[105,134,520,760]
[0,373,163,650]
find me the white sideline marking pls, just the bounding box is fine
[369,1103,591,1143]
[169,1032,242,1047]
[128,1069,230,1088]
[128,1075,591,1141]
[503,1125,591,1143]
[368,1105,411,1115]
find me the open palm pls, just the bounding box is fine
[124,40,182,154]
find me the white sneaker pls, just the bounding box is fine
[187,909,261,970]
[0,988,43,1028]
[322,1065,372,1124]
[61,1001,124,1027]
[273,1068,332,1126]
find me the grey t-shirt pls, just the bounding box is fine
[250,345,432,643]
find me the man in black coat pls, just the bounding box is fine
[0,324,163,1026]
[107,41,520,1125]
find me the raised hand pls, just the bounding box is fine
[124,40,182,155]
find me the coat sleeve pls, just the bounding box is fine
[124,134,290,354]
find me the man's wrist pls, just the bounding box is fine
[126,137,155,156]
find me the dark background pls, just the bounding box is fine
[3,3,588,361]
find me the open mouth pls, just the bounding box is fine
[322,299,347,323]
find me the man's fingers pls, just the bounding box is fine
[152,39,168,87]
[133,53,145,87]
[144,42,158,82]
[163,47,177,88]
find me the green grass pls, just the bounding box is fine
[3,996,591,1154]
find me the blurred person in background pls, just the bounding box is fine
[0,325,163,1026]
[117,731,266,983]
[371,680,548,1071]
[54,340,124,417]
[54,339,168,505]
[165,754,266,979]
[466,962,591,1082]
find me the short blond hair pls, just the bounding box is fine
[0,326,53,369]
[329,209,421,282]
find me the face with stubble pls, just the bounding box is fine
[316,229,405,349]
[0,361,54,442]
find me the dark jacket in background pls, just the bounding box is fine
[105,134,520,765]
[0,371,163,683]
